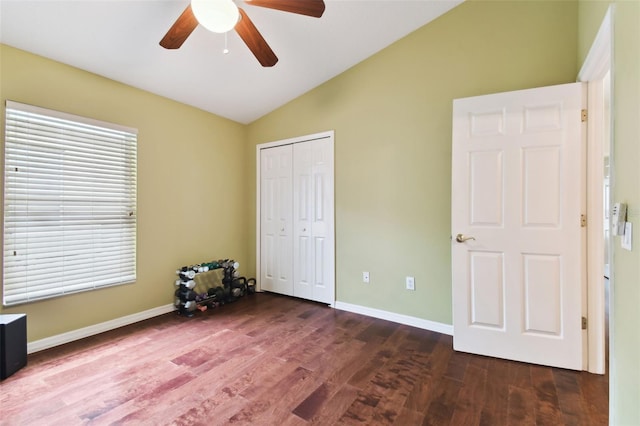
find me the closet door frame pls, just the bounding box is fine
[256,130,335,306]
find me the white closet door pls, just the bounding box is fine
[293,142,313,300]
[260,145,293,296]
[293,139,334,304]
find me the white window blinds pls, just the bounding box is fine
[3,101,137,306]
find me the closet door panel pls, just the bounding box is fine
[309,139,334,304]
[293,142,313,300]
[260,145,293,296]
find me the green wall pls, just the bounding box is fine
[579,1,640,424]
[246,0,578,324]
[0,45,249,341]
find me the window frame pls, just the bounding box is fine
[3,101,138,306]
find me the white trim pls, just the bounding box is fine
[255,145,262,292]
[334,301,453,336]
[255,130,335,300]
[27,304,175,354]
[257,131,333,150]
[578,6,612,82]
[577,5,613,376]
[584,79,606,375]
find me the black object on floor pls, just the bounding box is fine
[0,313,27,380]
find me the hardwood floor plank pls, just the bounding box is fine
[294,334,400,423]
[347,327,411,389]
[89,371,198,425]
[553,368,594,426]
[227,366,314,423]
[292,382,330,421]
[326,337,386,387]
[69,358,185,415]
[355,318,399,342]
[580,369,609,425]
[299,331,367,378]
[404,373,435,414]
[336,389,384,424]
[449,363,487,425]
[422,376,463,426]
[362,346,433,424]
[404,327,440,354]
[393,407,425,425]
[279,412,309,426]
[508,360,533,389]
[423,334,454,377]
[506,385,537,425]
[163,365,264,425]
[0,293,608,426]
[443,350,472,382]
[530,364,564,425]
[478,358,510,426]
[124,350,268,424]
[307,383,360,425]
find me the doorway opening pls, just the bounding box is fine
[579,5,612,377]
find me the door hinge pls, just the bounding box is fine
[581,109,588,122]
[582,316,588,330]
[581,214,587,227]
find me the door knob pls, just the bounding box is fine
[455,233,476,243]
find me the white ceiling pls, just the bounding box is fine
[0,0,463,124]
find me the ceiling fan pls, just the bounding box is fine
[160,0,326,67]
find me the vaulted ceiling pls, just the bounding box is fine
[0,0,463,124]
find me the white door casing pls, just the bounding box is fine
[293,139,335,304]
[260,144,293,296]
[451,82,587,370]
[578,5,612,376]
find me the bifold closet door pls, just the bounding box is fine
[292,139,334,304]
[260,144,293,296]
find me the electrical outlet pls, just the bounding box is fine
[406,276,415,291]
[363,271,370,283]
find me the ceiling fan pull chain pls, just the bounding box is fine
[223,32,230,55]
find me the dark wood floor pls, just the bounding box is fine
[0,293,608,425]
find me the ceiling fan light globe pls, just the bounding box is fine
[191,0,239,33]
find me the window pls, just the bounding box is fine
[3,101,137,306]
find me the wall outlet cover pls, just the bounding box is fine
[406,276,415,290]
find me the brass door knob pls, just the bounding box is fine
[455,234,476,243]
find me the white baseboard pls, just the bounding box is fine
[28,304,175,354]
[333,301,453,336]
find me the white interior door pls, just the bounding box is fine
[451,82,586,370]
[260,145,293,296]
[293,139,334,304]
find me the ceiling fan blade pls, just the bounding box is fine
[245,0,325,18]
[235,8,278,67]
[160,5,198,49]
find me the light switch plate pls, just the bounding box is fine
[622,222,632,251]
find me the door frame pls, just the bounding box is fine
[578,5,613,375]
[255,130,336,304]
